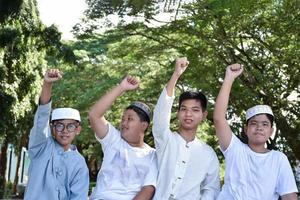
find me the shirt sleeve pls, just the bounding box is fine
[28,101,52,150]
[276,154,298,196]
[69,159,90,200]
[95,122,121,153]
[200,150,220,200]
[152,87,175,149]
[142,151,158,188]
[221,133,243,158]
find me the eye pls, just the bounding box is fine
[180,107,187,111]
[54,123,64,131]
[192,108,200,112]
[249,121,257,126]
[67,123,77,131]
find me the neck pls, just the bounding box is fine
[63,144,71,151]
[128,141,144,148]
[178,128,196,142]
[248,143,269,153]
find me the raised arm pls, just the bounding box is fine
[166,57,189,96]
[88,75,139,139]
[29,69,62,149]
[213,64,243,150]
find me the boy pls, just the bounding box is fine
[213,64,298,199]
[25,69,89,200]
[88,75,157,200]
[152,57,220,200]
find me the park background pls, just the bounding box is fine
[0,0,299,198]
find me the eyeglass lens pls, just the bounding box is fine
[54,123,77,132]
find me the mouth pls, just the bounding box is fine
[60,135,69,140]
[184,119,193,124]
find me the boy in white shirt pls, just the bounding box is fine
[153,57,220,200]
[89,75,157,200]
[213,64,298,200]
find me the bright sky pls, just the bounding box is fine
[37,0,87,40]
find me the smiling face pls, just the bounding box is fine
[120,109,148,147]
[51,119,81,151]
[244,114,274,147]
[177,99,208,132]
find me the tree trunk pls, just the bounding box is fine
[0,136,8,198]
[13,131,28,196]
[13,145,21,195]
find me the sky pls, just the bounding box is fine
[37,0,87,40]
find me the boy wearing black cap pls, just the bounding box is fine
[152,57,220,200]
[89,75,157,200]
[24,69,89,200]
[213,64,298,199]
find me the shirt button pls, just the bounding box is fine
[64,154,67,158]
[55,186,59,191]
[182,160,186,164]
[177,177,182,180]
[59,171,63,176]
[185,144,189,148]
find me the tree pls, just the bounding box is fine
[78,0,300,166]
[0,0,75,196]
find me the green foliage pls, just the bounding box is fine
[66,0,300,182]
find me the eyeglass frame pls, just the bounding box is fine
[50,121,80,133]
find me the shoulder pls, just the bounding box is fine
[195,138,217,155]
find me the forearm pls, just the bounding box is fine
[133,185,155,200]
[281,193,297,200]
[213,78,234,121]
[166,72,180,97]
[40,81,52,105]
[89,84,125,120]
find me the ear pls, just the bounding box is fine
[269,127,274,137]
[202,110,208,120]
[244,125,248,136]
[141,122,149,132]
[76,125,82,135]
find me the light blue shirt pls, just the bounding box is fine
[24,102,89,200]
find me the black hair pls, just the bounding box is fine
[126,105,150,124]
[178,91,207,111]
[246,113,274,127]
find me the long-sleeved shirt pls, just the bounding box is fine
[153,87,220,200]
[24,102,89,200]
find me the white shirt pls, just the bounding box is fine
[218,133,298,200]
[153,87,220,200]
[90,123,158,200]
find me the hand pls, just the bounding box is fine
[120,75,140,91]
[225,63,243,80]
[174,57,189,76]
[44,69,62,83]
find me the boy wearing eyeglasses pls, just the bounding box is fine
[24,69,89,200]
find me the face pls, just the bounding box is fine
[120,109,148,146]
[51,119,81,151]
[177,99,208,131]
[244,114,273,146]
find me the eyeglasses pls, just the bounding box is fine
[52,122,79,132]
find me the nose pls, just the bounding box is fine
[185,109,192,116]
[256,123,263,130]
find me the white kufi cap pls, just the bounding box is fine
[51,108,81,122]
[246,105,273,121]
